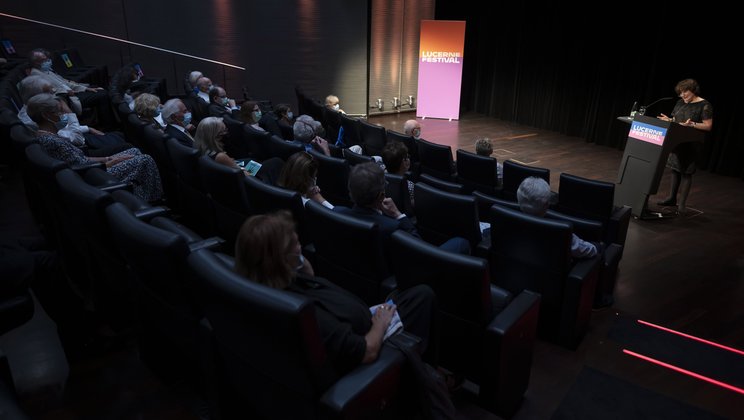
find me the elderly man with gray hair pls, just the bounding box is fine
[517,177,597,258]
[162,98,195,147]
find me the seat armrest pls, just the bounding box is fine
[83,167,132,192]
[188,236,226,252]
[71,161,105,173]
[607,205,631,250]
[561,255,601,348]
[482,290,540,415]
[475,236,491,259]
[150,217,202,243]
[488,285,513,316]
[111,189,169,221]
[379,276,397,302]
[320,340,409,418]
[486,290,540,336]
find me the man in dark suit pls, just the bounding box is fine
[336,162,469,254]
[207,86,239,119]
[161,98,195,147]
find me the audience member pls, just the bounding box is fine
[134,93,165,129]
[381,140,414,206]
[403,119,422,139]
[193,117,244,172]
[187,70,203,93]
[194,76,212,105]
[234,211,438,376]
[237,101,265,131]
[259,103,294,140]
[474,137,503,181]
[277,151,334,209]
[325,94,345,114]
[336,162,470,254]
[293,115,330,156]
[517,177,597,258]
[28,48,114,128]
[27,93,162,202]
[19,75,129,155]
[162,99,195,146]
[207,86,239,118]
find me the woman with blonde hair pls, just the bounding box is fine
[194,116,241,170]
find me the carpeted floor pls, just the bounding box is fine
[551,366,723,420]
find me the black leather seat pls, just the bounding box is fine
[198,156,252,253]
[165,138,214,237]
[386,130,419,163]
[500,160,550,201]
[308,150,352,207]
[339,113,362,147]
[342,148,374,166]
[414,182,483,251]
[305,201,390,305]
[322,107,342,144]
[358,119,387,156]
[143,124,180,208]
[390,230,540,416]
[456,149,499,194]
[557,172,631,251]
[188,248,410,419]
[415,137,455,181]
[265,134,304,161]
[243,175,308,242]
[417,173,465,194]
[105,202,218,381]
[385,173,414,217]
[489,205,600,348]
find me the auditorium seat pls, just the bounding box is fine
[308,150,352,207]
[358,119,387,156]
[390,230,540,416]
[414,182,483,251]
[189,248,411,419]
[305,201,391,305]
[456,149,499,195]
[489,205,600,348]
[415,137,456,182]
[386,129,419,163]
[339,112,362,147]
[342,147,374,166]
[500,160,550,201]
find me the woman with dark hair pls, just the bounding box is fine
[238,101,265,132]
[277,151,333,209]
[657,78,713,213]
[381,140,414,206]
[234,211,438,376]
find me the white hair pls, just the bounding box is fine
[20,75,53,103]
[188,71,203,86]
[161,98,184,124]
[517,176,551,216]
[293,114,320,142]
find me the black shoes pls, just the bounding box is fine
[657,198,677,206]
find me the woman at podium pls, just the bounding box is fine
[656,78,713,213]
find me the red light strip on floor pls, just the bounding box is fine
[623,349,744,396]
[637,319,744,357]
[0,12,245,70]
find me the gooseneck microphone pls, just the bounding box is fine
[638,97,674,115]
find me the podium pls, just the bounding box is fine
[614,115,706,218]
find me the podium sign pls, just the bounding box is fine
[615,115,706,217]
[416,20,466,120]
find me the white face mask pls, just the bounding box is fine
[333,104,340,111]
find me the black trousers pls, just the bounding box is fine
[393,284,440,365]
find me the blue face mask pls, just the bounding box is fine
[222,97,230,106]
[287,111,294,120]
[40,59,53,72]
[182,112,192,126]
[253,110,262,121]
[154,106,162,117]
[54,114,69,130]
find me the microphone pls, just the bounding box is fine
[629,101,638,117]
[638,97,674,115]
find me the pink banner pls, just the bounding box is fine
[416,20,466,120]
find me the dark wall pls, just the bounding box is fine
[436,2,743,177]
[1,0,369,114]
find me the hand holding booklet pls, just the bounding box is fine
[236,160,262,176]
[370,300,403,341]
